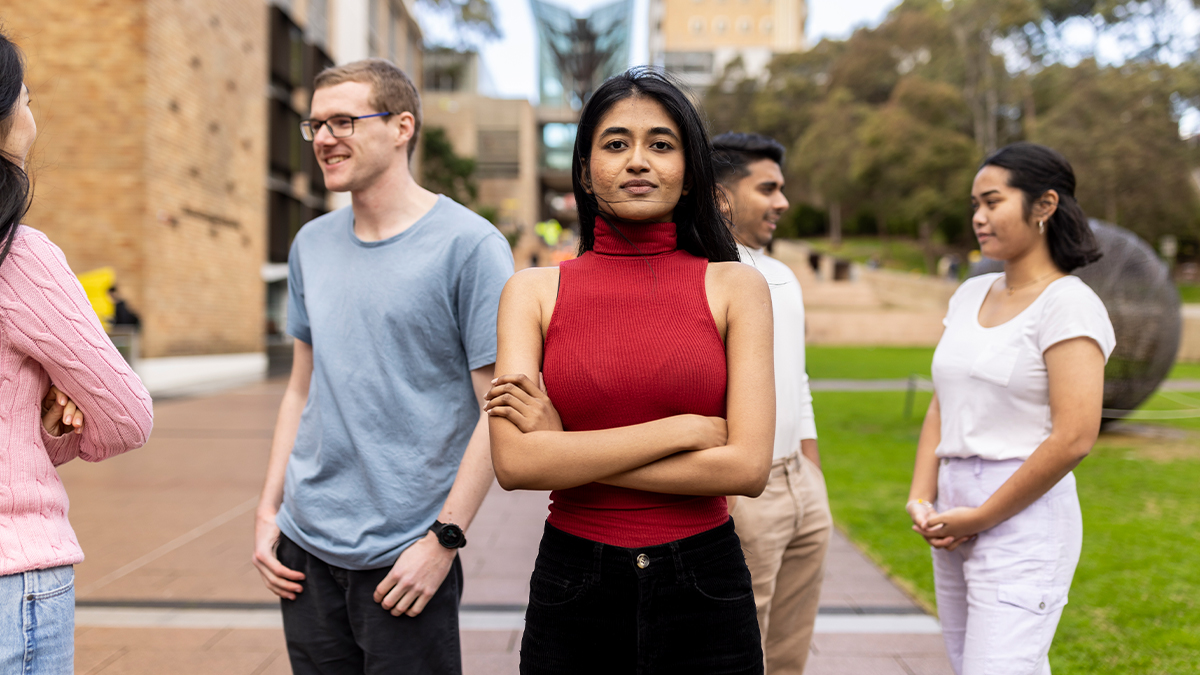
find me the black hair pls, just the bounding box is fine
[572,67,738,262]
[711,132,786,186]
[0,31,28,269]
[980,142,1101,273]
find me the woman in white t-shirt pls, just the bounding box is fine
[907,143,1115,675]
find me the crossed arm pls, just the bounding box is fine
[486,263,776,498]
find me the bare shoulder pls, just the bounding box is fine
[706,260,769,294]
[501,266,560,307]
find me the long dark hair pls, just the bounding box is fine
[572,68,738,262]
[0,31,29,269]
[980,142,1100,273]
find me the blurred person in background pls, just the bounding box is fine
[0,30,154,674]
[907,143,1113,675]
[251,58,512,674]
[486,69,775,673]
[713,131,831,675]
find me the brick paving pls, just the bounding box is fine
[62,379,951,674]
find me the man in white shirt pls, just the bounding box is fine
[714,132,832,674]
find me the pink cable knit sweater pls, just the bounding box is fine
[0,226,153,576]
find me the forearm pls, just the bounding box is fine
[976,433,1090,528]
[800,438,820,469]
[908,397,941,503]
[600,442,771,497]
[259,342,312,517]
[434,410,493,531]
[258,385,306,516]
[491,414,707,491]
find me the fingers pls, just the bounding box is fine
[487,374,540,400]
[252,551,306,600]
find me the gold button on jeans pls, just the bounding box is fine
[636,553,649,569]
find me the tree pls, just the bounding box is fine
[1034,60,1200,238]
[791,90,870,247]
[421,127,478,206]
[419,0,500,47]
[853,77,980,266]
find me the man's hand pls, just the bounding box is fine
[374,532,457,617]
[252,509,306,600]
[42,385,84,437]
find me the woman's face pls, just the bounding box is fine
[971,165,1054,262]
[1,84,35,169]
[585,95,686,224]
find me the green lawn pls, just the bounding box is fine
[802,236,930,274]
[816,385,1200,674]
[1176,285,1200,304]
[807,346,934,380]
[1167,361,1200,380]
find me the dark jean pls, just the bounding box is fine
[277,534,463,675]
[520,518,764,675]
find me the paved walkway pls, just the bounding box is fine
[62,379,951,674]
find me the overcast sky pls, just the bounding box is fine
[419,0,902,101]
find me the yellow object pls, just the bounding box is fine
[77,267,115,330]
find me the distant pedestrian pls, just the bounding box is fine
[907,142,1114,675]
[251,59,513,674]
[714,131,831,675]
[486,68,775,674]
[0,32,154,674]
[107,284,140,327]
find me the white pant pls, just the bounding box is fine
[933,457,1082,675]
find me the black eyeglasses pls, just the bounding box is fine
[300,112,395,141]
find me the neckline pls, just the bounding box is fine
[592,218,677,256]
[347,195,443,248]
[973,272,1071,330]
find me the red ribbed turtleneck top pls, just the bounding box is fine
[541,218,729,547]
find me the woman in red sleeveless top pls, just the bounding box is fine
[486,69,776,673]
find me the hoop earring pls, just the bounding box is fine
[1038,220,1045,235]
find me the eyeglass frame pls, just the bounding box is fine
[299,112,397,141]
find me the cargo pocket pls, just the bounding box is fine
[969,344,1021,388]
[997,583,1068,615]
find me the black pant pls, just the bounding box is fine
[520,519,764,674]
[277,534,463,675]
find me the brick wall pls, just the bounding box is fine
[6,0,266,358]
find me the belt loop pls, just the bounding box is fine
[670,541,688,584]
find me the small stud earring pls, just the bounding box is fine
[1038,220,1045,235]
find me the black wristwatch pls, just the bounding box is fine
[430,520,467,549]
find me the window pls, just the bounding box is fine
[663,51,715,74]
[714,16,728,34]
[690,17,705,34]
[477,129,520,178]
[738,16,752,33]
[760,17,773,33]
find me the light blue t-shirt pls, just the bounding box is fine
[277,197,513,570]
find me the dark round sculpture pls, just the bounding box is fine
[970,220,1181,418]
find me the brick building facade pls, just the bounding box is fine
[4,0,422,391]
[9,0,268,360]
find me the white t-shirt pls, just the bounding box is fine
[932,273,1115,461]
[737,244,818,459]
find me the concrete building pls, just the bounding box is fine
[423,50,539,234]
[5,0,421,394]
[649,0,807,89]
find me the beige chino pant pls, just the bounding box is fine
[731,452,832,675]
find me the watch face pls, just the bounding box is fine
[437,523,466,548]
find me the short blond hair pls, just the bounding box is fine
[314,58,421,158]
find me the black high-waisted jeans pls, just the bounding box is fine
[520,518,763,674]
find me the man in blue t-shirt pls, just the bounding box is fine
[251,59,513,674]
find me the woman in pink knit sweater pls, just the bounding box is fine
[0,33,154,673]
